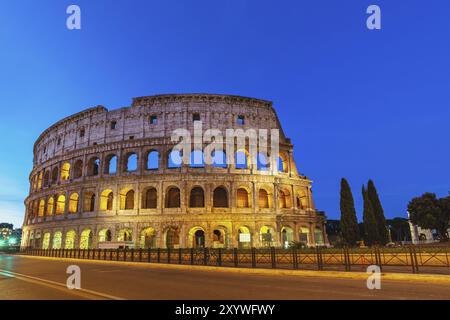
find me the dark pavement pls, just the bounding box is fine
[0,254,449,300]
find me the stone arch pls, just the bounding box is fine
[56,195,66,215]
[51,166,59,184]
[79,229,93,249]
[38,199,45,217]
[104,154,118,175]
[100,189,114,211]
[277,152,288,172]
[52,231,62,249]
[278,187,292,209]
[257,152,270,171]
[188,226,206,248]
[46,197,54,216]
[190,150,204,168]
[164,226,180,249]
[43,170,50,187]
[98,228,112,242]
[189,186,205,208]
[60,162,70,181]
[142,187,157,209]
[117,228,132,242]
[83,191,96,212]
[281,226,294,248]
[165,186,181,208]
[64,230,76,249]
[87,157,100,176]
[168,149,182,168]
[260,225,276,247]
[37,171,43,189]
[120,188,135,210]
[146,150,159,170]
[213,186,228,208]
[42,232,51,249]
[299,226,310,245]
[140,227,157,249]
[237,226,252,249]
[212,225,228,248]
[235,149,250,169]
[73,159,83,179]
[258,188,271,208]
[236,187,250,208]
[68,193,79,213]
[124,152,138,172]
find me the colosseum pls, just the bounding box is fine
[21,94,328,250]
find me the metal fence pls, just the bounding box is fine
[20,245,450,274]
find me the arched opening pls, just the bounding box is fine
[166,187,180,208]
[213,186,228,208]
[117,229,132,242]
[120,189,135,210]
[100,189,114,211]
[142,188,157,209]
[297,190,308,209]
[168,150,182,168]
[52,231,62,249]
[51,167,59,184]
[104,154,117,175]
[212,228,227,248]
[189,187,205,207]
[98,229,112,242]
[277,153,288,172]
[87,157,100,176]
[68,193,79,213]
[235,150,249,169]
[165,227,180,249]
[38,199,45,217]
[189,228,205,248]
[37,172,43,189]
[73,159,83,179]
[80,229,93,249]
[260,226,275,247]
[257,153,270,171]
[125,153,138,172]
[236,188,250,208]
[83,192,96,212]
[258,189,270,208]
[237,226,252,249]
[56,195,66,215]
[65,230,76,249]
[43,171,50,187]
[281,226,294,248]
[140,227,156,249]
[46,197,54,216]
[278,189,291,209]
[61,163,71,181]
[299,227,309,246]
[212,150,227,168]
[315,227,324,246]
[42,232,50,249]
[146,150,159,170]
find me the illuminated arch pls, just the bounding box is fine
[64,230,76,249]
[258,189,270,208]
[236,188,250,208]
[60,162,71,181]
[80,229,93,249]
[140,227,156,249]
[98,229,112,242]
[42,232,50,249]
[68,193,79,213]
[100,189,114,211]
[52,231,62,249]
[260,226,275,247]
[117,228,132,242]
[120,188,135,210]
[56,195,66,215]
[46,197,54,216]
[38,199,45,217]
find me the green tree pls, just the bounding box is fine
[362,185,378,246]
[367,180,389,244]
[339,178,359,246]
[408,193,450,242]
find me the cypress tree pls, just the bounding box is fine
[362,185,378,246]
[339,178,359,246]
[367,180,389,245]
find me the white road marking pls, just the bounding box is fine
[0,269,124,300]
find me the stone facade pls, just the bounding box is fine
[21,94,328,250]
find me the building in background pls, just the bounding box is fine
[21,94,328,250]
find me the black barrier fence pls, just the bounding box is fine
[20,245,450,274]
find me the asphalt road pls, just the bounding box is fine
[0,254,449,300]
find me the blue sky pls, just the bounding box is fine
[0,1,449,227]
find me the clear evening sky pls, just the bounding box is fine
[0,1,449,227]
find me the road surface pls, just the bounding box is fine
[0,254,449,300]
